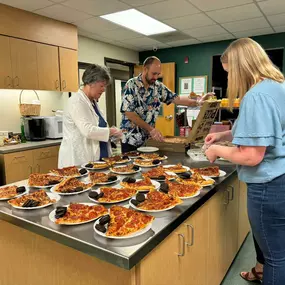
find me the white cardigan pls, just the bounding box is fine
[58,90,111,168]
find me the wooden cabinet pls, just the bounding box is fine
[37,44,60,91]
[3,150,34,184]
[59,47,78,92]
[0,35,13,89]
[33,146,59,174]
[0,146,60,185]
[138,203,209,285]
[238,181,250,248]
[10,38,39,90]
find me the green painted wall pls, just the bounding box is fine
[139,32,285,135]
[139,32,285,93]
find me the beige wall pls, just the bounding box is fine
[0,36,139,133]
[78,36,139,114]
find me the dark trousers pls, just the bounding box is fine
[253,234,265,265]
[247,173,285,285]
[121,142,143,154]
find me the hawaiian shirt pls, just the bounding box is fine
[120,74,177,146]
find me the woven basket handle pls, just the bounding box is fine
[19,90,40,104]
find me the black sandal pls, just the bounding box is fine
[240,267,263,283]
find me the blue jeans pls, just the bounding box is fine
[247,173,285,285]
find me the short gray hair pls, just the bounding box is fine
[82,64,111,86]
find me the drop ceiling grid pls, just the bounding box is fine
[1,0,285,50]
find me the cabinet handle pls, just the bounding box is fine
[5,76,11,87]
[224,189,230,205]
[28,165,33,174]
[185,224,194,246]
[62,80,66,90]
[36,164,40,172]
[12,155,26,163]
[55,80,59,90]
[177,233,185,257]
[40,151,51,158]
[13,76,19,87]
[227,185,234,201]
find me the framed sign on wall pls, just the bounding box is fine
[179,75,208,95]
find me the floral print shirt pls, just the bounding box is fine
[120,74,177,146]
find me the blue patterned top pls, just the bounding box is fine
[120,74,177,146]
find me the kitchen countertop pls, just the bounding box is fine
[0,139,62,154]
[0,152,236,269]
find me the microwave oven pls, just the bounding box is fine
[43,116,63,139]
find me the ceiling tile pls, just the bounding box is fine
[35,4,92,23]
[184,25,228,38]
[206,3,263,23]
[127,37,163,47]
[258,0,285,16]
[233,27,274,37]
[100,28,142,40]
[168,38,201,47]
[88,34,115,44]
[75,17,119,33]
[138,0,200,20]
[112,41,140,50]
[222,17,270,33]
[120,0,166,7]
[164,13,215,30]
[187,0,253,12]
[274,25,285,33]
[62,0,130,16]
[0,0,53,11]
[49,0,67,3]
[199,33,235,43]
[268,13,285,26]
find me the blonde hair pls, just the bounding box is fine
[221,38,284,108]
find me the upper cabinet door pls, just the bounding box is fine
[59,47,78,92]
[0,35,13,89]
[10,38,39,90]
[37,43,60,91]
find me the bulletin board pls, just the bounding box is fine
[179,75,208,95]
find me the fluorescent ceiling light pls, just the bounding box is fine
[100,9,175,36]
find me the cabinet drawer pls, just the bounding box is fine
[33,146,59,160]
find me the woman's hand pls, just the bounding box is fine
[110,127,122,139]
[204,132,223,145]
[205,145,218,163]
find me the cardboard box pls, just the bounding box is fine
[146,101,221,152]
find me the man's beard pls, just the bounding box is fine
[145,74,154,85]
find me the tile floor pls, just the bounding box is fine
[222,233,257,285]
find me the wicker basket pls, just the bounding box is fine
[19,90,41,116]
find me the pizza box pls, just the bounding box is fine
[146,101,221,152]
[146,136,189,153]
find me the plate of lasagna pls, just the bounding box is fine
[81,161,109,170]
[49,203,108,225]
[50,166,88,178]
[129,191,182,212]
[0,185,28,201]
[28,173,64,188]
[120,177,160,192]
[88,187,136,204]
[110,164,141,175]
[162,164,190,174]
[93,205,154,239]
[50,177,93,195]
[190,166,226,178]
[89,172,119,185]
[8,190,60,210]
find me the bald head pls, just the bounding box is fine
[142,56,161,85]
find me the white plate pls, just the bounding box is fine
[49,168,89,178]
[133,161,161,168]
[129,199,177,212]
[178,190,201,200]
[139,155,168,161]
[110,166,141,175]
[122,179,160,192]
[94,219,152,239]
[150,171,177,181]
[88,189,134,204]
[9,192,60,210]
[163,164,190,172]
[201,176,216,186]
[137,147,159,153]
[190,169,227,178]
[0,186,29,201]
[49,203,104,225]
[81,162,109,171]
[50,184,92,196]
[95,177,120,185]
[115,158,131,165]
[29,182,61,189]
